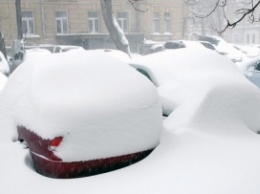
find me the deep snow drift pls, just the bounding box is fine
[0,50,162,162]
[1,48,260,194]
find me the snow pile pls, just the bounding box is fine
[1,50,162,162]
[1,48,260,194]
[131,48,260,134]
[93,49,131,63]
[236,56,260,72]
[0,51,10,75]
[24,48,52,61]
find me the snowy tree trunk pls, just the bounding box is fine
[15,0,23,40]
[100,0,131,57]
[0,31,7,59]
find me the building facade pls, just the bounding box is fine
[0,0,185,53]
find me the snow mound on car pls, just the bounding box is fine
[3,50,163,162]
[164,49,260,134]
[132,48,260,135]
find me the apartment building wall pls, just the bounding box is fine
[0,1,18,44]
[0,0,185,52]
[140,0,185,41]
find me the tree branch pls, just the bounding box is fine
[188,0,260,34]
[127,0,147,12]
[224,0,260,30]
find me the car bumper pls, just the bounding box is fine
[30,149,153,178]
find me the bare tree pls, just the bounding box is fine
[186,0,260,34]
[0,31,7,59]
[100,0,132,57]
[186,0,225,36]
[15,0,23,40]
[0,14,7,58]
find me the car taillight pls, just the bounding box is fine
[49,136,63,151]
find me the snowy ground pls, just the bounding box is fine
[1,49,260,194]
[2,127,260,194]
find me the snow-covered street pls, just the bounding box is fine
[1,48,260,193]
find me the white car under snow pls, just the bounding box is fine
[130,48,260,133]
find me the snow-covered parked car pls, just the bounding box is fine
[93,49,131,63]
[0,51,10,75]
[129,47,259,118]
[163,40,207,50]
[233,44,260,59]
[2,47,260,193]
[6,50,162,178]
[236,55,260,88]
[198,35,244,62]
[10,48,52,73]
[53,45,83,53]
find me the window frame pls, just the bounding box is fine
[88,11,99,33]
[164,12,171,33]
[117,12,129,33]
[152,12,160,34]
[21,11,35,36]
[55,11,69,35]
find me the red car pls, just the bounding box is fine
[14,50,162,178]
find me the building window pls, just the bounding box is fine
[88,11,99,33]
[246,34,250,43]
[164,12,170,33]
[22,11,35,35]
[234,34,239,44]
[152,12,160,33]
[252,34,256,44]
[55,11,68,34]
[117,12,128,33]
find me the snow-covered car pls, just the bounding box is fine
[233,44,260,59]
[236,56,260,88]
[141,40,165,55]
[10,48,52,73]
[149,43,164,53]
[9,50,162,178]
[129,47,257,117]
[93,49,131,63]
[53,45,83,53]
[0,51,10,75]
[2,47,260,193]
[198,35,244,62]
[164,40,217,53]
[198,41,216,51]
[163,40,206,50]
[23,48,52,61]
